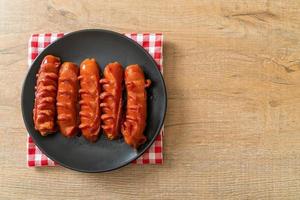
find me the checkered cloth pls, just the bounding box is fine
[27,32,164,167]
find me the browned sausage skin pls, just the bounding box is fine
[56,62,79,137]
[78,58,101,142]
[121,64,151,148]
[33,55,61,136]
[99,62,124,140]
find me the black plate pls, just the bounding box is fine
[21,29,167,172]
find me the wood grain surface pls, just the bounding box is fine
[1,0,300,199]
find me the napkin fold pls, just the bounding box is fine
[27,32,164,167]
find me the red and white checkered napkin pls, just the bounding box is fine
[27,32,164,167]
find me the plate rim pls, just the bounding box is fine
[21,29,167,173]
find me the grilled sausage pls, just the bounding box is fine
[33,55,61,136]
[56,62,79,137]
[78,58,101,142]
[121,64,151,148]
[99,62,124,140]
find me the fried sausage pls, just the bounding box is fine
[33,55,61,136]
[121,64,151,148]
[56,62,79,137]
[99,62,123,140]
[78,58,101,142]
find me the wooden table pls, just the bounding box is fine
[1,0,300,199]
